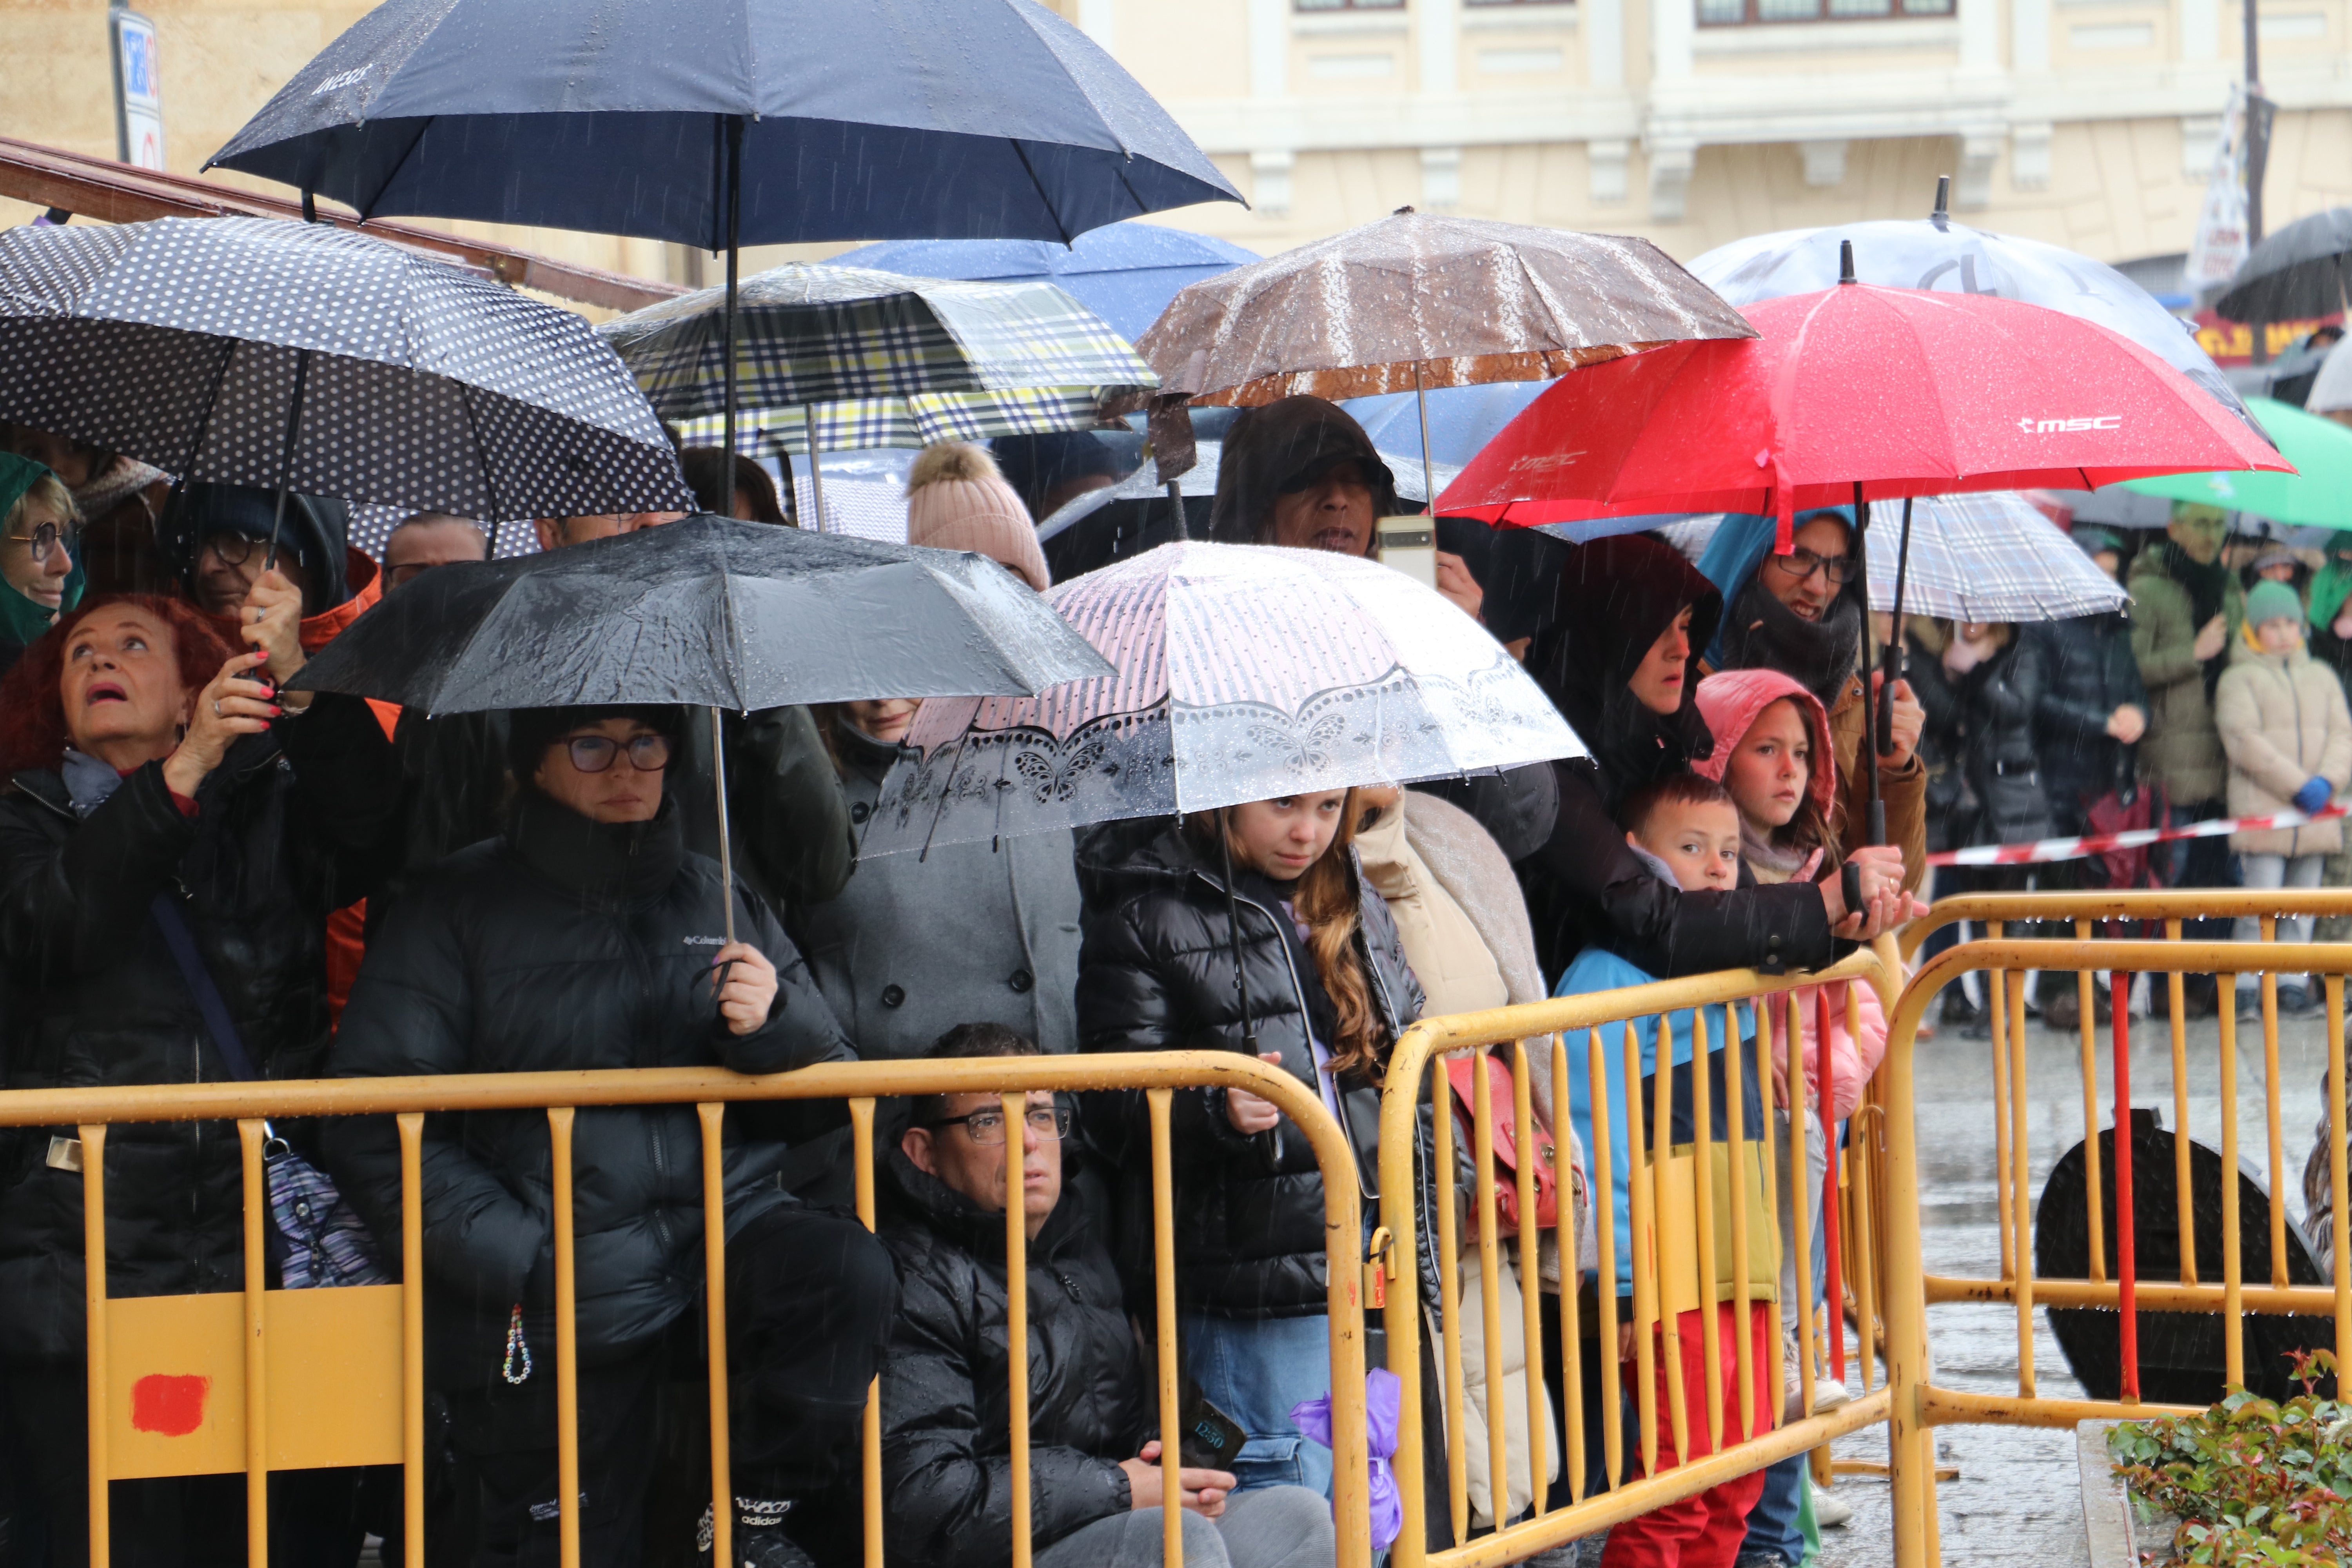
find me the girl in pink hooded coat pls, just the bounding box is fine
[1692,667,1884,1548]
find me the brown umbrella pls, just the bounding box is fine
[1135,207,1757,407]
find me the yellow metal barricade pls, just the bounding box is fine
[1377,947,1902,1568]
[1875,888,2352,1566]
[0,1054,1372,1568]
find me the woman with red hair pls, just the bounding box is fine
[0,593,399,1566]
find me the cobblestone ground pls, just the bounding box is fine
[1816,993,2336,1566]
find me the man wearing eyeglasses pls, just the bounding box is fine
[880,1022,1336,1568]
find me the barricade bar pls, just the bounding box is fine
[42,1051,1369,1568]
[1898,888,2352,958]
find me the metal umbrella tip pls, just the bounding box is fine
[1932,174,1951,228]
[1839,239,1858,285]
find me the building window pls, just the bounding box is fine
[1697,0,1951,22]
[1296,0,1405,9]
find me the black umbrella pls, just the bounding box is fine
[205,0,1242,509]
[289,515,1113,938]
[0,216,691,555]
[2215,206,2352,324]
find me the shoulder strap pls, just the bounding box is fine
[150,893,261,1083]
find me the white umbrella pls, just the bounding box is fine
[859,539,1584,856]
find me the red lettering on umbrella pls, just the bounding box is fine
[130,1374,210,1437]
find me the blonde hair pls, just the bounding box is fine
[1190,789,1382,1080]
[4,475,78,539]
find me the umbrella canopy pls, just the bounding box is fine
[1136,208,1757,407]
[1341,379,1551,471]
[598,263,1157,460]
[204,0,1240,248]
[2123,396,2352,528]
[858,539,1584,854]
[1691,205,2249,428]
[288,515,1112,713]
[0,216,690,521]
[2214,207,2352,325]
[1436,282,2291,541]
[1635,495,2129,623]
[830,224,1259,343]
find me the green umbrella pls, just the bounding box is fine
[2124,396,2349,526]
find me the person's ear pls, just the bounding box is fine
[902,1126,938,1177]
[532,517,566,552]
[1624,829,1641,852]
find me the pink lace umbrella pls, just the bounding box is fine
[858,539,1585,856]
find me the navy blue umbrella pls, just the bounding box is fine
[207,0,1241,479]
[831,223,1258,343]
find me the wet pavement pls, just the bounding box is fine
[1817,991,2339,1566]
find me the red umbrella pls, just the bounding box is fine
[1436,272,2292,546]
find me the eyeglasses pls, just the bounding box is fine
[6,520,78,559]
[923,1103,1072,1145]
[1765,546,1857,586]
[203,532,269,568]
[563,734,673,773]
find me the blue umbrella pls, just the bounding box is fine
[831,223,1259,344]
[1341,379,1550,473]
[206,0,1238,472]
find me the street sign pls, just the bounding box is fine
[109,7,165,171]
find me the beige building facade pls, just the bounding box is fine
[0,0,2346,283]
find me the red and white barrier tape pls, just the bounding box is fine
[1925,803,2350,867]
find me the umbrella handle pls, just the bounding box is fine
[265,347,313,574]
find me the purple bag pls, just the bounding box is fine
[1290,1367,1403,1551]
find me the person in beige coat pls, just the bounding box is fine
[2216,577,2352,1017]
[1354,787,1588,1539]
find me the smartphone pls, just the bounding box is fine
[1376,521,1437,590]
[1178,1395,1249,1471]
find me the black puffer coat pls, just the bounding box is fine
[881,1156,1145,1568]
[0,697,399,1363]
[2021,611,2146,826]
[327,788,853,1387]
[1914,633,2052,849]
[1074,819,1421,1318]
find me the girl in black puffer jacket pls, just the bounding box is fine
[1076,789,1422,1499]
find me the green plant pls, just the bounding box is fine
[2107,1350,2352,1565]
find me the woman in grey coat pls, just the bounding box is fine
[792,698,1082,1058]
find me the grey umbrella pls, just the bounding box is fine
[0,216,691,543]
[2215,207,2352,325]
[290,514,1113,939]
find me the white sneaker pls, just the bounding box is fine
[1812,1486,1855,1529]
[1783,1373,1853,1423]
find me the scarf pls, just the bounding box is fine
[2156,540,2230,630]
[60,749,126,818]
[1739,822,1822,882]
[1714,575,1861,712]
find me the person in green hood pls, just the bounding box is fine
[0,451,82,676]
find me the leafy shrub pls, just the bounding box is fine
[2108,1350,2352,1565]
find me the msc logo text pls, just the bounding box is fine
[2016,415,2122,433]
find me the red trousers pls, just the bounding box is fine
[1601,1303,1775,1568]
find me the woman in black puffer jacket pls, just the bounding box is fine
[0,592,400,1566]
[1076,789,1421,1499]
[327,704,894,1568]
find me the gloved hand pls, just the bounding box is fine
[2294,776,2335,815]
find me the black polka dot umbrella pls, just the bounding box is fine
[0,215,693,552]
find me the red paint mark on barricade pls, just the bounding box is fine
[130,1374,210,1436]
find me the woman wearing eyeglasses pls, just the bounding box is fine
[0,453,82,676]
[327,703,894,1568]
[1694,508,1931,895]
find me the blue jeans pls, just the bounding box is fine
[1180,1312,1334,1499]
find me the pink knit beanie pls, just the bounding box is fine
[904,443,1052,591]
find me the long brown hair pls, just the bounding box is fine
[1191,788,1382,1080]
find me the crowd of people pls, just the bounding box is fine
[0,389,2327,1568]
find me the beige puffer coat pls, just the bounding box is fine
[2214,632,2352,856]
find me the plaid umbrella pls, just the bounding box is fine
[0,216,691,524]
[599,263,1157,461]
[1638,492,2127,622]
